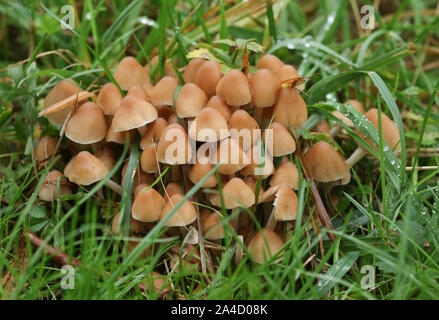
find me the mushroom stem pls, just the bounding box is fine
[105,179,123,194]
[329,124,343,137]
[253,107,263,126]
[345,147,367,167]
[231,208,240,231]
[266,207,277,230]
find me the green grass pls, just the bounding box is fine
[1,0,439,300]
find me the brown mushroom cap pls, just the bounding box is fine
[176,83,207,118]
[151,76,178,107]
[183,58,205,83]
[249,69,281,108]
[159,194,197,227]
[269,158,299,190]
[273,88,308,129]
[248,227,284,264]
[244,176,264,201]
[165,182,184,199]
[67,151,109,185]
[156,123,192,164]
[96,82,123,116]
[229,109,260,151]
[188,107,230,142]
[65,102,107,144]
[333,99,365,127]
[206,95,232,121]
[273,183,298,221]
[140,143,160,173]
[277,64,300,82]
[255,54,285,74]
[265,122,296,157]
[43,79,80,126]
[364,108,401,152]
[189,161,218,188]
[111,96,158,132]
[35,136,58,163]
[114,56,150,90]
[303,141,350,184]
[209,177,255,209]
[127,85,148,101]
[216,70,252,107]
[194,60,222,98]
[202,211,226,240]
[214,138,250,175]
[39,170,72,201]
[140,117,168,150]
[131,187,165,222]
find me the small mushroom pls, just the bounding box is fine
[159,194,197,227]
[114,56,150,90]
[264,122,296,157]
[206,95,232,121]
[35,136,58,163]
[330,99,365,136]
[194,60,222,98]
[303,141,350,184]
[111,96,158,132]
[96,82,123,116]
[214,138,249,175]
[65,102,107,144]
[151,76,179,107]
[266,183,298,229]
[248,227,284,264]
[272,88,308,129]
[39,170,72,201]
[131,185,165,222]
[176,83,207,118]
[188,107,230,142]
[140,143,160,173]
[156,124,192,165]
[189,161,218,188]
[202,211,226,240]
[229,109,260,151]
[139,117,168,150]
[183,58,205,83]
[216,69,252,107]
[255,54,284,74]
[345,108,401,167]
[127,85,148,101]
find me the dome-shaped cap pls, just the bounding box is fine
[140,143,159,173]
[273,88,308,129]
[364,108,401,152]
[206,95,232,121]
[67,151,109,185]
[229,109,260,151]
[96,82,122,116]
[176,83,207,118]
[216,69,251,107]
[273,183,298,221]
[159,194,197,227]
[95,145,115,171]
[255,54,284,74]
[183,58,205,83]
[111,96,158,132]
[209,177,255,209]
[131,187,165,222]
[114,56,150,90]
[202,211,226,240]
[269,158,299,190]
[35,136,58,163]
[43,79,81,126]
[127,85,148,101]
[151,76,178,107]
[188,107,230,142]
[240,144,274,179]
[264,122,296,157]
[303,141,350,184]
[332,99,365,127]
[39,170,72,201]
[249,68,281,108]
[277,64,300,82]
[194,60,222,98]
[156,124,192,164]
[248,228,284,264]
[189,161,218,188]
[65,102,107,144]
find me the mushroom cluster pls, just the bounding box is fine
[36,52,401,270]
